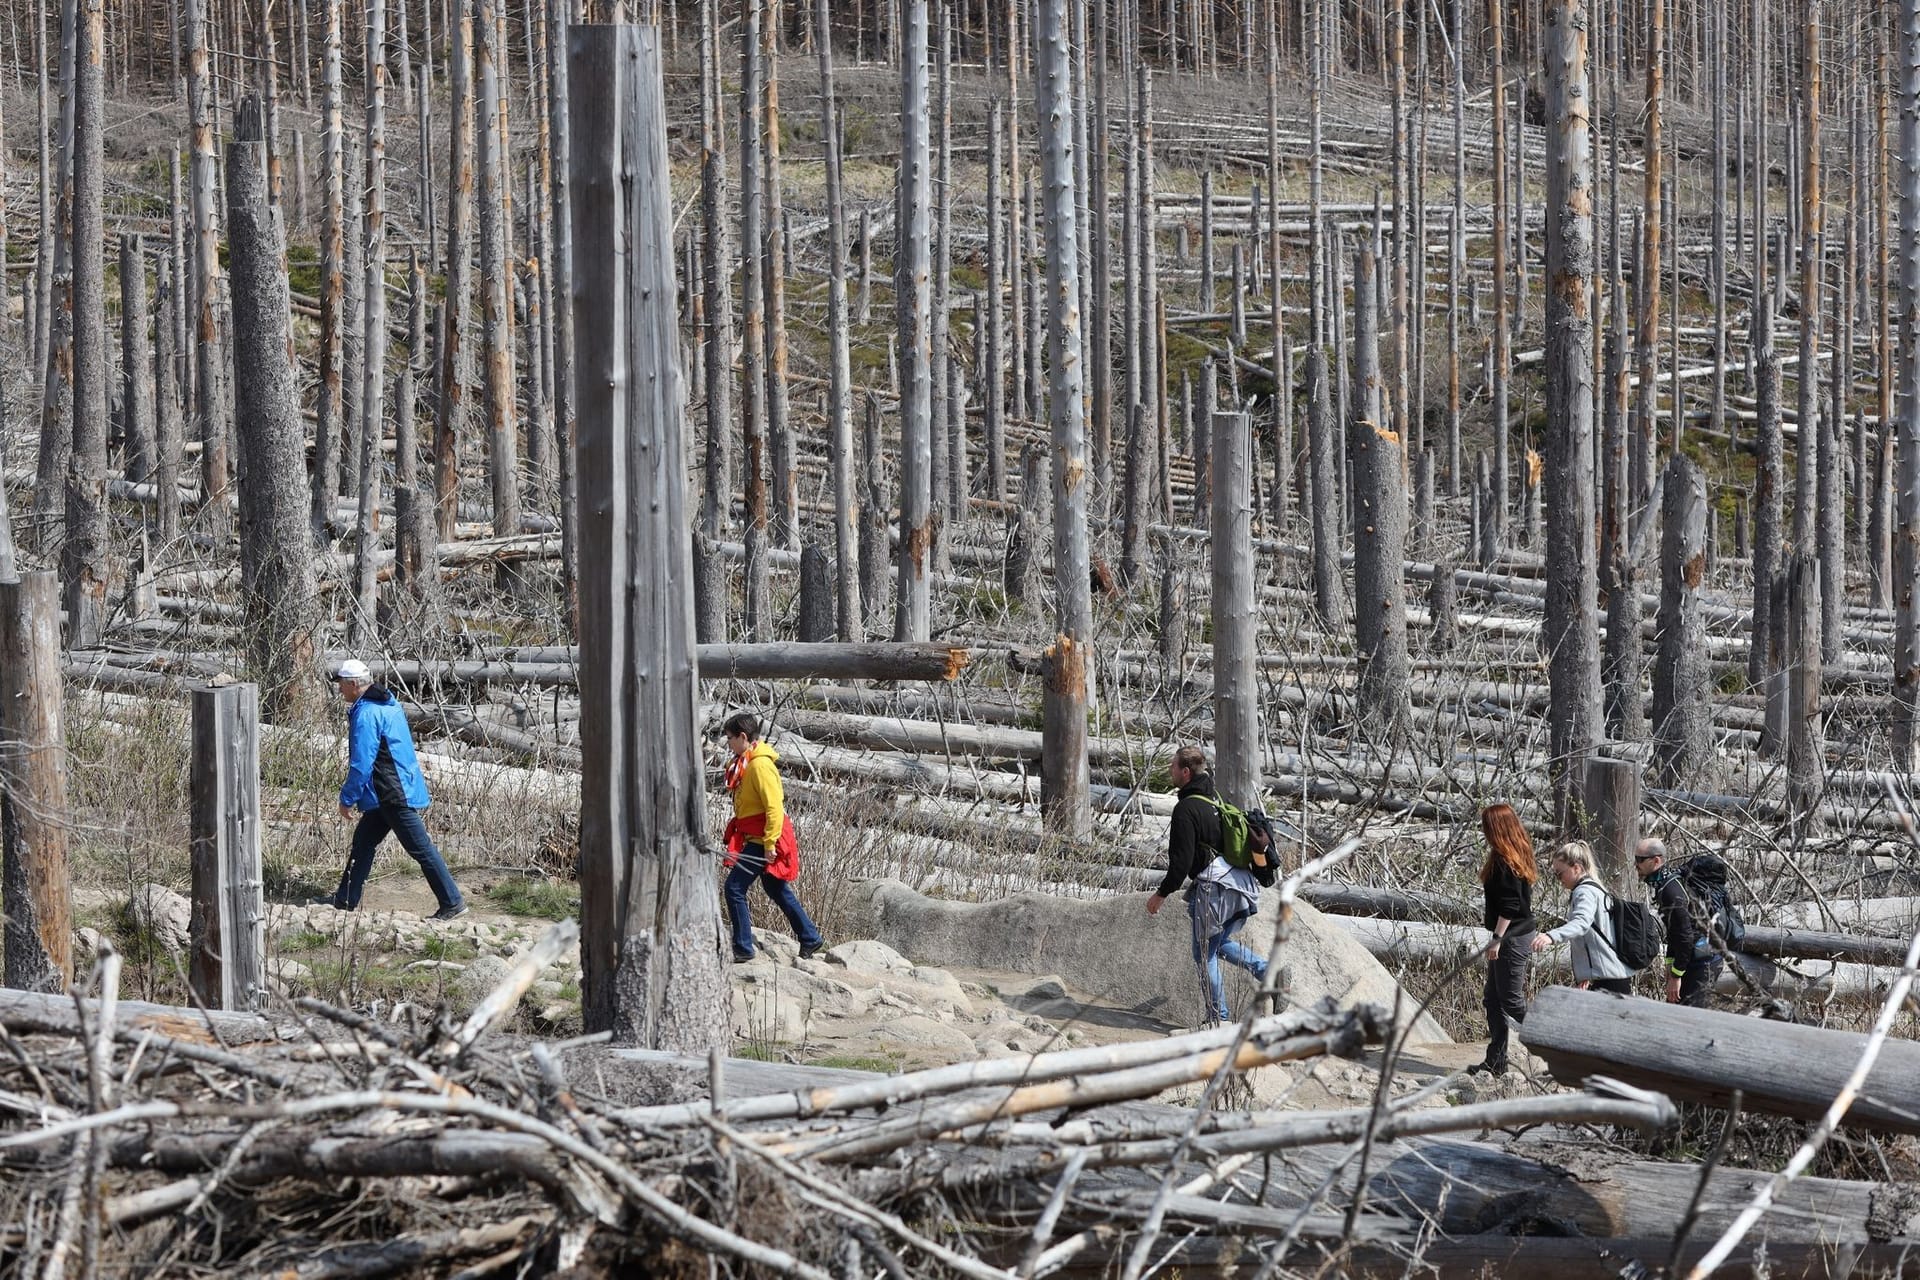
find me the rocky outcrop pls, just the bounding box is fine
[834,878,1453,1044]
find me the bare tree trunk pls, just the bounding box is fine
[985,99,1007,502]
[1786,554,1822,834]
[475,0,518,580]
[1602,212,1639,739]
[1651,455,1711,788]
[120,236,155,485]
[1542,0,1600,826]
[1632,0,1663,515]
[314,0,345,541]
[35,2,74,556]
[227,95,318,714]
[697,0,730,552]
[1751,298,1783,692]
[352,0,389,644]
[154,255,183,550]
[739,0,770,640]
[1,574,72,993]
[1306,0,1344,626]
[570,23,726,1054]
[187,0,230,539]
[859,391,890,636]
[817,0,859,641]
[893,0,932,642]
[1349,247,1407,737]
[547,0,574,626]
[62,0,107,650]
[762,8,795,550]
[1446,0,1463,496]
[1034,0,1092,837]
[394,251,437,598]
[1894,0,1920,770]
[434,0,472,539]
[1487,0,1509,539]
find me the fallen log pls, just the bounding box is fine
[0,988,280,1046]
[1520,985,1920,1135]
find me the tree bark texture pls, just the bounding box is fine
[1349,249,1407,737]
[0,574,72,993]
[63,0,108,650]
[1651,455,1711,789]
[892,0,933,642]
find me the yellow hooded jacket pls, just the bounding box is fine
[728,741,784,848]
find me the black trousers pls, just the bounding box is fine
[1588,977,1633,995]
[1482,928,1535,1069]
[1680,958,1721,1007]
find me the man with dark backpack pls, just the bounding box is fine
[1636,838,1719,1006]
[1147,746,1272,1026]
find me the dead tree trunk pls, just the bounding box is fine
[761,10,795,550]
[1602,216,1639,739]
[120,236,155,485]
[1651,454,1712,789]
[1349,249,1407,736]
[1212,411,1261,799]
[0,573,72,993]
[739,0,770,641]
[227,95,318,714]
[1895,0,1920,771]
[314,0,345,541]
[1632,0,1663,514]
[985,99,1007,503]
[1487,0,1509,538]
[63,0,108,651]
[352,0,389,643]
[187,0,230,539]
[1542,0,1601,826]
[1786,553,1823,834]
[859,391,890,636]
[394,252,436,598]
[154,256,183,550]
[434,0,472,539]
[570,22,726,1055]
[548,0,575,626]
[893,0,933,642]
[817,0,859,641]
[1036,0,1098,840]
[1305,2,1344,627]
[189,681,264,1011]
[475,0,518,578]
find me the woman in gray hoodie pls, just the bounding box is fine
[1530,841,1634,994]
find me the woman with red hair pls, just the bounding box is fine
[1475,803,1538,1076]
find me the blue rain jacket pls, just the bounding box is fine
[339,686,432,811]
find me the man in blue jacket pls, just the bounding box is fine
[327,659,467,919]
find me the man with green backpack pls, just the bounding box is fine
[1147,745,1275,1026]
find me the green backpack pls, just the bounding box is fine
[1199,794,1257,871]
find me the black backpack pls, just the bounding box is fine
[1678,854,1747,952]
[1589,879,1664,972]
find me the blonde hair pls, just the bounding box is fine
[1552,840,1594,875]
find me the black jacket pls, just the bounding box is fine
[1159,774,1224,898]
[1646,867,1699,975]
[1481,861,1536,935]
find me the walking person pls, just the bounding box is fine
[1530,841,1633,995]
[1474,803,1537,1076]
[720,713,825,964]
[1636,837,1718,1006]
[327,659,467,919]
[1146,745,1271,1028]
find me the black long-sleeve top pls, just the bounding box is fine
[1481,861,1536,935]
[1158,774,1223,898]
[1648,868,1698,974]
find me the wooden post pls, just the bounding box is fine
[570,21,726,1053]
[0,574,72,992]
[1543,0,1601,828]
[1581,755,1640,897]
[189,682,264,1011]
[1212,412,1260,802]
[1652,454,1712,789]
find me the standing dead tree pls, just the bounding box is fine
[314,0,346,542]
[1213,412,1262,799]
[1895,0,1920,770]
[187,0,230,539]
[435,0,473,539]
[1542,0,1601,825]
[1651,455,1711,788]
[475,0,519,584]
[570,21,727,1054]
[0,573,72,992]
[893,0,933,642]
[1349,249,1407,737]
[1035,0,1093,838]
[63,0,107,650]
[227,95,318,715]
[816,0,859,642]
[352,0,390,643]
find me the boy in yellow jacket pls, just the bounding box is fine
[722,713,825,963]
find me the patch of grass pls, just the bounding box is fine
[736,1043,783,1062]
[486,876,578,921]
[419,933,479,963]
[278,927,333,954]
[807,1053,902,1074]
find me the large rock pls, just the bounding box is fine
[837,879,1451,1043]
[130,884,192,953]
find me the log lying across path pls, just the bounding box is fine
[1521,986,1920,1135]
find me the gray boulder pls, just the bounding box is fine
[836,878,1451,1043]
[130,884,192,953]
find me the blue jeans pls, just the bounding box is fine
[337,805,463,911]
[1188,894,1268,1022]
[724,843,822,959]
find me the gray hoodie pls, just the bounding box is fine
[1543,879,1634,983]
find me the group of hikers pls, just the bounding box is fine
[319,662,823,962]
[318,673,1735,1066]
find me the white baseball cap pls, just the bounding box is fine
[334,658,372,683]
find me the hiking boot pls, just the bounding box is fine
[732,951,756,964]
[308,897,353,911]
[430,901,470,921]
[798,939,826,961]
